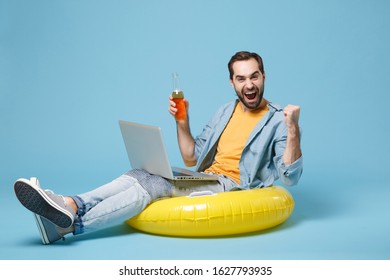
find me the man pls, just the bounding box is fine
[14,51,303,244]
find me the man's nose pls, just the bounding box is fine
[245,79,254,89]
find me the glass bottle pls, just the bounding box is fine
[171,72,186,121]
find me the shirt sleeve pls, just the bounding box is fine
[278,155,303,186]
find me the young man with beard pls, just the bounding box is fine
[14,51,303,244]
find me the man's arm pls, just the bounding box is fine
[282,104,302,164]
[168,96,197,166]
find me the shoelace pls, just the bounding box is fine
[45,189,68,205]
[31,178,68,205]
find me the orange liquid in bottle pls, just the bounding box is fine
[172,90,186,120]
[173,97,186,120]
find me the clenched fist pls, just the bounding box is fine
[283,104,300,129]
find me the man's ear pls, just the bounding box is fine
[263,72,266,81]
[229,78,234,88]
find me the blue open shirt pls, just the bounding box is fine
[194,100,303,189]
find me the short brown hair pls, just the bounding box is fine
[228,51,264,79]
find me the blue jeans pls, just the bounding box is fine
[71,170,238,235]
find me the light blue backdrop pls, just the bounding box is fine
[1,0,389,259]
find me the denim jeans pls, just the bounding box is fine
[71,170,239,235]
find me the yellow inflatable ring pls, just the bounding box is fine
[127,186,294,237]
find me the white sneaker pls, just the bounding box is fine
[14,177,75,228]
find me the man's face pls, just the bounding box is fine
[230,58,265,111]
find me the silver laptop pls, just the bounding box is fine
[119,120,218,181]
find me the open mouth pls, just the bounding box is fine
[244,91,257,100]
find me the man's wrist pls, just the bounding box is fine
[287,124,300,137]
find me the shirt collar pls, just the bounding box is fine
[267,102,283,111]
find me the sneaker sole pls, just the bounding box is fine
[30,178,52,244]
[33,214,50,245]
[14,179,74,228]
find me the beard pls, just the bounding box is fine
[235,85,264,111]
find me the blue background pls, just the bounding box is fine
[1,0,389,259]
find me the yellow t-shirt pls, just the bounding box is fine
[205,103,269,184]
